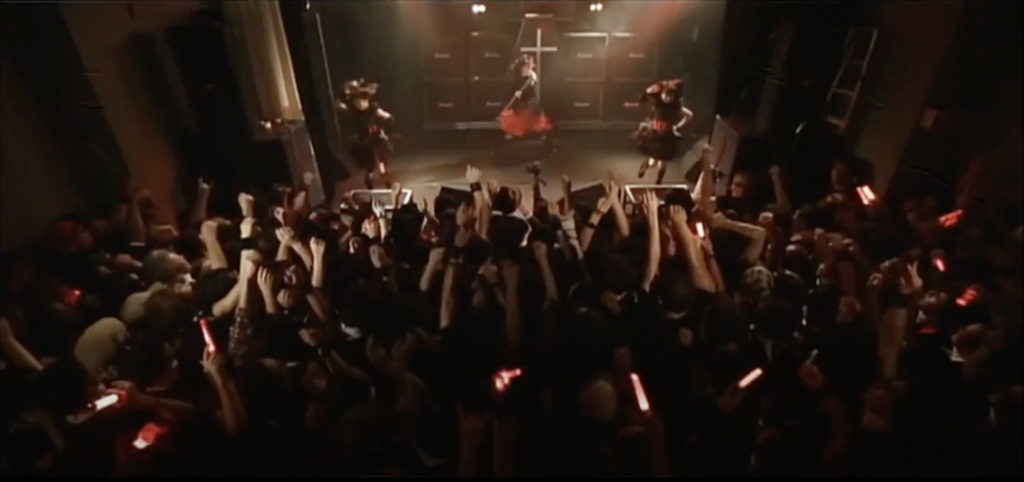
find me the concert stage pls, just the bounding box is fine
[332,130,706,207]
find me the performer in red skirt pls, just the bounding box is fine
[336,79,396,189]
[494,55,556,158]
[631,79,694,184]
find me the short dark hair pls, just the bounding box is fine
[142,250,181,285]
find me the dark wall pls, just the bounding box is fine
[1,3,130,250]
[889,0,1022,218]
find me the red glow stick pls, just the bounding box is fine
[199,318,216,354]
[939,209,963,228]
[956,286,979,307]
[695,222,706,239]
[737,368,764,389]
[630,372,651,412]
[92,393,120,411]
[133,422,164,450]
[493,368,522,394]
[67,288,82,305]
[856,185,877,205]
[932,257,946,272]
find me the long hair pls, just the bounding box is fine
[642,78,684,103]
[508,54,534,78]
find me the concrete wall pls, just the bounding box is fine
[0,53,82,250]
[853,1,963,194]
[60,1,208,225]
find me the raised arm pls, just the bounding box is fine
[467,166,491,240]
[275,227,313,269]
[200,350,246,435]
[668,206,716,293]
[200,219,228,271]
[228,256,256,361]
[420,247,446,294]
[256,267,279,316]
[693,144,716,209]
[309,238,326,289]
[532,241,559,310]
[0,317,44,372]
[606,174,631,239]
[439,254,460,331]
[641,191,661,293]
[768,165,792,214]
[189,178,211,228]
[710,212,767,264]
[580,196,613,253]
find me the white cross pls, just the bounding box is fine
[519,26,558,102]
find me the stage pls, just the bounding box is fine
[331,130,707,207]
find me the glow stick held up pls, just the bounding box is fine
[932,256,946,272]
[133,423,164,450]
[956,286,980,307]
[493,368,522,394]
[806,349,820,364]
[695,222,706,239]
[630,372,651,412]
[737,368,764,389]
[855,185,877,205]
[199,318,216,354]
[939,209,964,228]
[92,393,120,411]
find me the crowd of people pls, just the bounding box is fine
[0,144,1021,476]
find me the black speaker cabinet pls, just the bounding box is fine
[470,79,513,121]
[469,31,515,80]
[609,33,656,80]
[424,81,469,123]
[551,80,603,121]
[605,80,649,122]
[422,34,466,81]
[560,33,607,81]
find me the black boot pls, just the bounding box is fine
[656,161,667,185]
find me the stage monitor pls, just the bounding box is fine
[340,189,412,211]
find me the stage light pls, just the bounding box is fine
[472,3,486,14]
[589,2,603,12]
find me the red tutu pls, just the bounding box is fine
[499,108,553,137]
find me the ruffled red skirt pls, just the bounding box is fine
[499,108,553,137]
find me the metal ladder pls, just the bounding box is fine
[824,27,878,134]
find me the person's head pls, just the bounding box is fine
[512,54,535,75]
[740,265,775,304]
[830,158,854,192]
[729,171,754,199]
[657,78,683,104]
[142,250,191,286]
[578,376,619,424]
[657,269,695,314]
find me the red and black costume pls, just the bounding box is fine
[631,79,693,184]
[338,79,396,188]
[495,55,556,157]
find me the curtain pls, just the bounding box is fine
[222,0,304,124]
